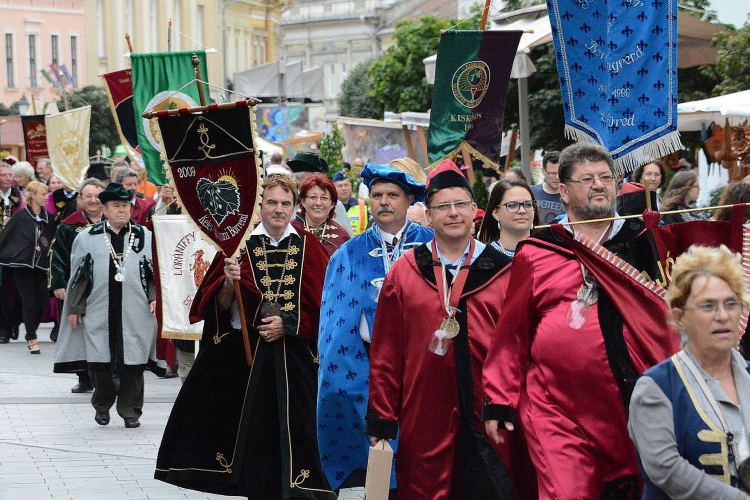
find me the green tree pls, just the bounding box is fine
[339,60,383,119]
[56,86,120,157]
[319,125,346,175]
[472,171,489,210]
[0,103,12,116]
[368,16,453,113]
[712,21,750,95]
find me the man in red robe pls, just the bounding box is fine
[482,143,679,499]
[155,174,336,499]
[366,161,516,499]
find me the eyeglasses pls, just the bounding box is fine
[502,201,536,212]
[428,200,473,213]
[565,174,615,188]
[683,300,744,315]
[304,195,331,203]
[543,169,559,177]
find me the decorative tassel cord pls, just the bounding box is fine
[536,202,750,230]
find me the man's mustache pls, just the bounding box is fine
[377,207,395,215]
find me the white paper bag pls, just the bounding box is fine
[365,440,393,500]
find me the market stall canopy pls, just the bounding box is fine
[234,61,324,101]
[678,90,750,131]
[424,4,727,83]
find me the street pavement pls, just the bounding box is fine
[0,324,364,500]
[0,324,243,500]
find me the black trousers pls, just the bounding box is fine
[0,269,23,339]
[8,267,48,341]
[90,369,144,419]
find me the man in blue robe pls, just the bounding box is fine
[317,164,433,494]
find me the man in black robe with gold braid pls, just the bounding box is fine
[156,174,336,499]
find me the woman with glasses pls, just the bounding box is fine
[478,179,539,258]
[293,173,350,257]
[661,170,706,224]
[629,245,750,499]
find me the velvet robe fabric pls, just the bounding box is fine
[155,229,336,500]
[482,222,678,500]
[366,243,517,500]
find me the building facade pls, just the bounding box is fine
[282,0,457,115]
[0,0,88,109]
[85,0,286,95]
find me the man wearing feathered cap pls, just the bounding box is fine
[365,160,519,499]
[317,162,433,495]
[54,183,161,429]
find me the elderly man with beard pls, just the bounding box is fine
[482,143,671,499]
[50,178,105,392]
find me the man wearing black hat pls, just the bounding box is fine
[366,160,517,499]
[54,183,160,428]
[49,177,106,392]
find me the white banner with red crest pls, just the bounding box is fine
[152,214,217,340]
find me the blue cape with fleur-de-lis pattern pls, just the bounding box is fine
[317,220,433,490]
[547,0,682,172]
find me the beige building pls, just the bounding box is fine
[0,0,88,108]
[85,0,285,91]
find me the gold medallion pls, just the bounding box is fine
[440,317,460,339]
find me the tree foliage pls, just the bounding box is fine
[367,16,453,113]
[712,21,750,95]
[339,60,383,119]
[56,86,120,157]
[319,125,346,175]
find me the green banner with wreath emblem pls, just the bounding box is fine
[427,30,522,171]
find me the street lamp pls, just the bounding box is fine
[17,94,30,116]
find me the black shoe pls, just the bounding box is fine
[95,411,110,426]
[10,325,18,340]
[124,417,140,428]
[0,337,8,344]
[50,324,59,342]
[71,381,93,393]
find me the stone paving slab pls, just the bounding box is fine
[0,324,362,499]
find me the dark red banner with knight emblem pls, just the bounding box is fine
[21,115,49,167]
[156,102,261,258]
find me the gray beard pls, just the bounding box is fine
[569,198,615,221]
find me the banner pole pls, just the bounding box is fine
[192,54,207,106]
[479,0,492,30]
[125,33,134,53]
[233,280,254,366]
[536,202,749,230]
[141,98,260,119]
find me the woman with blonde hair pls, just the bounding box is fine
[0,181,55,352]
[389,157,426,183]
[629,245,750,498]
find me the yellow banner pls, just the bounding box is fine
[45,106,91,190]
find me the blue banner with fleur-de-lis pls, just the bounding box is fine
[547,0,683,172]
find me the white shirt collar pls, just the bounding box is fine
[0,188,12,203]
[376,220,408,244]
[559,212,624,241]
[251,221,298,247]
